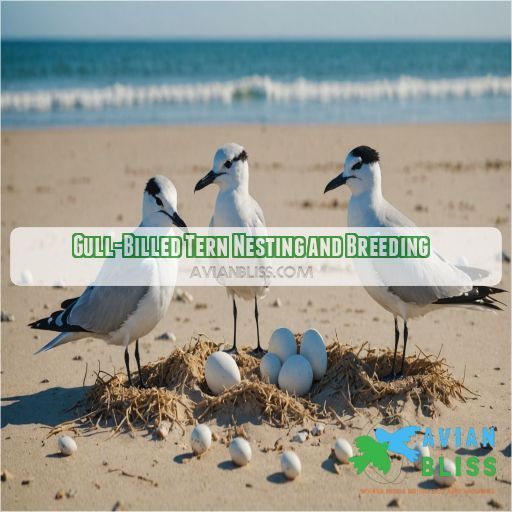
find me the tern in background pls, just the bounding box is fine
[195,143,267,354]
[31,176,187,388]
[324,145,505,380]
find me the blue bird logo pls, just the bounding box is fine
[374,426,421,463]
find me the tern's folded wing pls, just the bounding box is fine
[68,285,150,335]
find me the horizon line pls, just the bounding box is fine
[2,36,510,44]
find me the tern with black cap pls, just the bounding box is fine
[31,176,188,388]
[195,143,268,354]
[325,146,505,380]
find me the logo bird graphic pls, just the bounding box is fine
[348,436,392,475]
[374,426,421,463]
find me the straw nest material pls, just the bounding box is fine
[49,335,473,437]
[311,341,476,421]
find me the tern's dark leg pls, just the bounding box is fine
[382,317,400,381]
[252,297,264,354]
[399,320,408,375]
[225,297,238,353]
[124,347,133,387]
[134,339,146,388]
[391,317,400,376]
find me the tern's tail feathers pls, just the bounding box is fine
[434,286,506,311]
[34,332,78,355]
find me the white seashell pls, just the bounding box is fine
[229,437,252,466]
[278,355,313,396]
[58,435,77,456]
[268,328,296,363]
[300,329,328,380]
[434,458,457,487]
[260,353,282,385]
[281,451,301,480]
[292,431,308,444]
[413,443,430,470]
[191,424,212,455]
[156,420,171,439]
[205,352,241,395]
[312,424,325,437]
[334,438,353,463]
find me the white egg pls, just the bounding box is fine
[205,351,241,395]
[413,443,431,470]
[268,328,296,363]
[300,328,328,380]
[434,457,457,487]
[260,353,282,384]
[278,355,313,396]
[334,438,353,463]
[229,437,252,466]
[281,451,301,480]
[191,424,212,455]
[58,435,77,456]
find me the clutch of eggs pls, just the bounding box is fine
[261,327,328,396]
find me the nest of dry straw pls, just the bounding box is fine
[50,336,473,437]
[313,341,476,420]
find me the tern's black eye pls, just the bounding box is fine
[225,160,232,169]
[155,197,163,207]
[352,161,363,171]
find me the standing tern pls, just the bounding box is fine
[195,143,267,354]
[324,145,505,380]
[30,176,187,387]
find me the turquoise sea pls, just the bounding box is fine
[1,40,510,127]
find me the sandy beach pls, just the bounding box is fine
[1,123,510,510]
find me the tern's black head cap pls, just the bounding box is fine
[351,146,380,164]
[145,177,161,196]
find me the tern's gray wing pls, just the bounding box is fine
[67,285,149,334]
[379,200,416,228]
[251,197,266,227]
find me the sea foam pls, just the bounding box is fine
[2,75,510,112]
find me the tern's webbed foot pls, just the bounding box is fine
[251,346,266,356]
[224,345,238,355]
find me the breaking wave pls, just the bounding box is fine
[2,75,510,112]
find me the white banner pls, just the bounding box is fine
[10,227,502,287]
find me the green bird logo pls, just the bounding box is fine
[349,436,392,475]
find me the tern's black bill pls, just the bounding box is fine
[172,211,188,229]
[194,170,221,192]
[324,173,348,193]
[160,210,188,230]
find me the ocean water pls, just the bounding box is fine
[1,40,510,128]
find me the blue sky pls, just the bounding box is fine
[2,1,510,40]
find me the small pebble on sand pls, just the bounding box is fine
[155,331,177,342]
[1,470,14,481]
[1,311,14,322]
